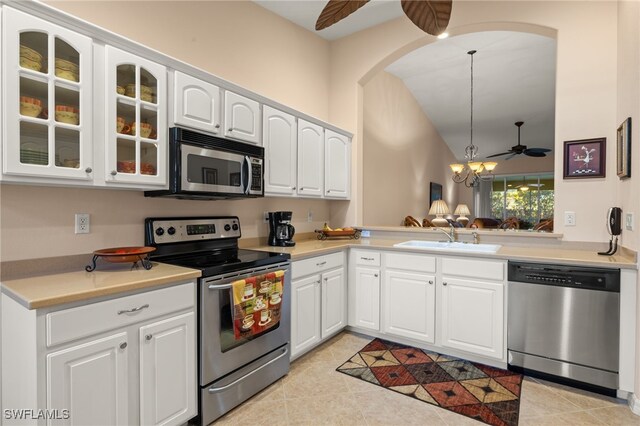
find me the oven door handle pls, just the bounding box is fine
[207,283,235,290]
[207,346,289,394]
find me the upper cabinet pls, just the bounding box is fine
[2,7,94,181]
[263,105,297,196]
[324,130,350,199]
[223,90,261,145]
[173,71,221,135]
[105,46,167,186]
[297,119,324,198]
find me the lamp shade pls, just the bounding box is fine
[428,200,450,216]
[454,204,471,216]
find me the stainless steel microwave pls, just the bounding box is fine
[145,128,264,200]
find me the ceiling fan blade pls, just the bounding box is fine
[315,0,370,31]
[525,147,552,154]
[400,0,452,36]
[505,153,518,160]
[486,151,513,158]
[524,151,547,157]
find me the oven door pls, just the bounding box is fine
[200,262,291,386]
[180,143,251,195]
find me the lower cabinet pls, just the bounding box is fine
[3,281,197,426]
[47,332,129,425]
[353,266,380,331]
[383,270,435,344]
[440,277,504,359]
[291,251,346,359]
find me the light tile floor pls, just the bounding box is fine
[215,332,640,425]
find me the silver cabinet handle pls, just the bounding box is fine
[85,167,92,173]
[374,274,379,278]
[117,304,149,315]
[228,128,233,132]
[215,124,220,129]
[145,334,153,341]
[120,342,127,350]
[428,280,434,285]
[208,347,288,394]
[316,261,327,267]
[361,257,374,261]
[443,282,448,286]
[316,280,321,284]
[327,190,331,193]
[292,187,296,190]
[111,170,117,176]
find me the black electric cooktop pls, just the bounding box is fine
[154,248,290,277]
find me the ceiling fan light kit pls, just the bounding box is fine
[449,50,497,187]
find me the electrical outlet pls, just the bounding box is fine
[564,211,576,227]
[75,213,90,234]
[307,210,313,222]
[263,211,269,223]
[626,213,634,231]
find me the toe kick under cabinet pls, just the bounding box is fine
[348,250,507,362]
[1,281,197,426]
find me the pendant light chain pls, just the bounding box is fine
[466,50,478,161]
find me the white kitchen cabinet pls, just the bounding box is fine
[173,71,221,134]
[2,6,94,181]
[105,45,167,187]
[263,105,297,196]
[383,270,436,344]
[2,281,197,426]
[291,274,322,358]
[139,312,196,426]
[291,251,346,359]
[440,276,504,359]
[353,266,380,331]
[297,119,324,198]
[321,267,346,339]
[47,332,129,426]
[324,130,350,199]
[223,90,261,145]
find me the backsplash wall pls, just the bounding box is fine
[0,184,334,262]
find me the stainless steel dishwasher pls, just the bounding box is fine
[507,261,620,394]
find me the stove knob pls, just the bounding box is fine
[232,224,239,231]
[224,224,231,232]
[167,227,176,235]
[155,227,165,236]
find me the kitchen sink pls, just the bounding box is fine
[393,240,502,253]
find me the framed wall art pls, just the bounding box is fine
[429,182,442,207]
[563,138,606,179]
[617,117,631,179]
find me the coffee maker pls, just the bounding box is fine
[268,211,296,247]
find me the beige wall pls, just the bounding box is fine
[0,1,336,262]
[328,1,619,244]
[617,0,640,406]
[362,71,460,225]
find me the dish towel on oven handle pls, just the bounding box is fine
[231,270,285,340]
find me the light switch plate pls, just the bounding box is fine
[307,210,313,222]
[263,211,269,223]
[564,211,576,226]
[626,212,634,231]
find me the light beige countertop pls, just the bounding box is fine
[247,237,637,269]
[2,262,201,310]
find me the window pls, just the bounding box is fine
[485,174,554,228]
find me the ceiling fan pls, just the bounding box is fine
[487,121,551,160]
[315,0,453,36]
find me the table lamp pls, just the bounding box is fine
[454,204,471,227]
[428,200,450,227]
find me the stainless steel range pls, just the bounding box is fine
[145,216,291,425]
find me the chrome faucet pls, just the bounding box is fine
[472,231,479,244]
[435,224,456,242]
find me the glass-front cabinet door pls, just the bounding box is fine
[2,7,93,180]
[105,46,166,186]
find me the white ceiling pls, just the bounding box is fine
[253,0,403,41]
[253,2,557,162]
[385,31,557,160]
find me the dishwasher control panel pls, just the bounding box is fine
[508,262,620,292]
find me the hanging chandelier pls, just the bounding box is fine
[449,50,497,187]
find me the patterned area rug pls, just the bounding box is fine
[336,338,523,426]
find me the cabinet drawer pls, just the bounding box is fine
[353,250,381,267]
[292,251,343,279]
[385,252,436,273]
[441,257,505,281]
[47,281,195,347]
